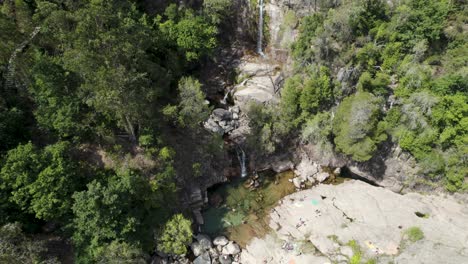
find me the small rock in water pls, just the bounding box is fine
[213,236,229,246]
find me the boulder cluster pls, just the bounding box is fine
[291,158,341,190]
[191,234,242,264]
[204,107,241,135]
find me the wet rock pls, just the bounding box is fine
[219,254,232,264]
[222,241,241,255]
[193,252,211,264]
[213,236,229,246]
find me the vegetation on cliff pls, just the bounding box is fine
[250,0,467,192]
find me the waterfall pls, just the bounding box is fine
[220,89,230,105]
[257,0,265,57]
[236,147,248,178]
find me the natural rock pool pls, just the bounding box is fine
[201,170,296,247]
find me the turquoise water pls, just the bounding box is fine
[201,170,296,247]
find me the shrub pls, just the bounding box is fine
[405,226,424,242]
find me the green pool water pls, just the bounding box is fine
[202,170,296,247]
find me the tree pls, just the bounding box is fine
[275,75,302,136]
[59,0,167,142]
[29,54,85,139]
[176,77,211,129]
[389,0,449,49]
[157,214,193,255]
[333,92,385,161]
[0,142,82,221]
[72,169,174,262]
[299,66,334,118]
[160,8,217,62]
[95,241,148,264]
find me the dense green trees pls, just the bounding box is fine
[72,169,173,262]
[276,0,467,190]
[0,142,82,221]
[0,0,225,261]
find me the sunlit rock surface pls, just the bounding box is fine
[241,180,468,264]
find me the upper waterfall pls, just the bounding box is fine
[257,0,265,57]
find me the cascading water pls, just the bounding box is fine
[257,0,265,57]
[236,147,248,178]
[220,89,230,105]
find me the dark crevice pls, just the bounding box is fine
[332,198,355,223]
[340,167,381,187]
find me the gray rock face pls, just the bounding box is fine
[241,180,468,264]
[233,60,281,112]
[213,236,229,246]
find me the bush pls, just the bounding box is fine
[158,214,193,255]
[405,227,424,242]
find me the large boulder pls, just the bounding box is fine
[195,234,212,250]
[222,241,241,255]
[193,252,211,264]
[213,236,229,246]
[315,172,329,183]
[190,241,203,257]
[212,108,233,122]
